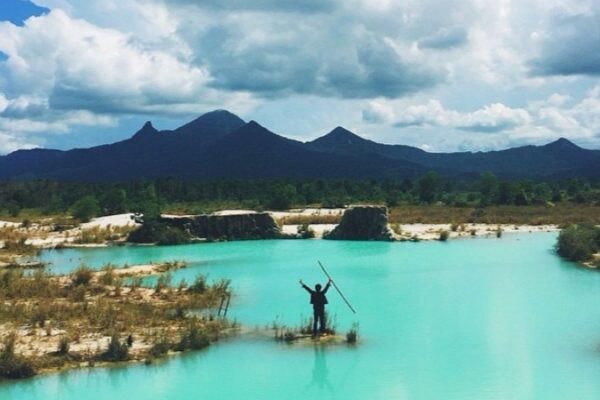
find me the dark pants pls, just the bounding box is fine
[313,306,326,336]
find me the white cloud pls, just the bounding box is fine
[385,87,600,146]
[457,103,531,133]
[362,100,395,124]
[0,131,39,153]
[0,10,215,114]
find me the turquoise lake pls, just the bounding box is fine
[2,232,600,399]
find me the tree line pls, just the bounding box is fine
[0,173,599,221]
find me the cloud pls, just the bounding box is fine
[163,0,337,13]
[392,101,530,134]
[195,19,445,99]
[362,100,395,124]
[0,10,216,115]
[0,131,39,153]
[456,103,530,133]
[393,100,459,128]
[529,6,600,76]
[389,90,600,147]
[418,27,468,50]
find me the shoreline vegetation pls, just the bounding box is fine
[0,263,234,380]
[556,224,600,269]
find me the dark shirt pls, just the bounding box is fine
[302,282,331,308]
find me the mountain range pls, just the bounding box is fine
[1,110,599,181]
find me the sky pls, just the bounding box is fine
[0,0,599,154]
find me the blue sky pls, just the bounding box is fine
[0,0,599,154]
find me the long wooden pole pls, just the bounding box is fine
[318,260,356,314]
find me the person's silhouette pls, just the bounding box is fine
[299,278,332,337]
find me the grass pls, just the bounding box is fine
[0,334,35,380]
[75,226,135,244]
[0,267,233,379]
[277,214,342,225]
[388,203,600,225]
[346,323,359,344]
[273,314,337,342]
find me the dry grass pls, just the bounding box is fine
[0,267,233,379]
[277,214,342,225]
[75,225,136,244]
[389,203,600,225]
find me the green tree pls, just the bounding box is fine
[532,183,552,204]
[417,171,440,203]
[497,182,517,205]
[478,172,499,206]
[71,195,100,222]
[102,188,127,215]
[268,183,297,210]
[134,184,161,222]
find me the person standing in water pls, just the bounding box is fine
[299,278,332,337]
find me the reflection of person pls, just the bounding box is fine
[304,346,334,393]
[299,278,332,336]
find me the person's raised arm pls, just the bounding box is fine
[299,279,313,293]
[322,278,332,294]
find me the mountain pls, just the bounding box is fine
[183,121,425,179]
[308,130,600,179]
[173,109,245,140]
[0,110,599,181]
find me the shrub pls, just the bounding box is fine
[176,321,210,351]
[556,224,600,262]
[71,266,93,286]
[57,337,70,355]
[99,265,115,285]
[149,338,171,358]
[439,230,449,241]
[297,224,315,239]
[188,275,207,294]
[0,334,35,379]
[71,195,100,222]
[101,332,129,362]
[390,223,402,235]
[128,221,190,245]
[346,323,359,344]
[154,273,172,293]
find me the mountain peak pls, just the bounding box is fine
[174,109,245,138]
[309,126,367,148]
[545,137,580,150]
[131,121,158,139]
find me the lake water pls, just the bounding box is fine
[2,233,600,399]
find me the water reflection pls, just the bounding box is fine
[304,346,334,395]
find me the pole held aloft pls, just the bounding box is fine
[318,260,356,314]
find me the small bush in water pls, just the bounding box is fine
[346,323,359,344]
[556,224,600,262]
